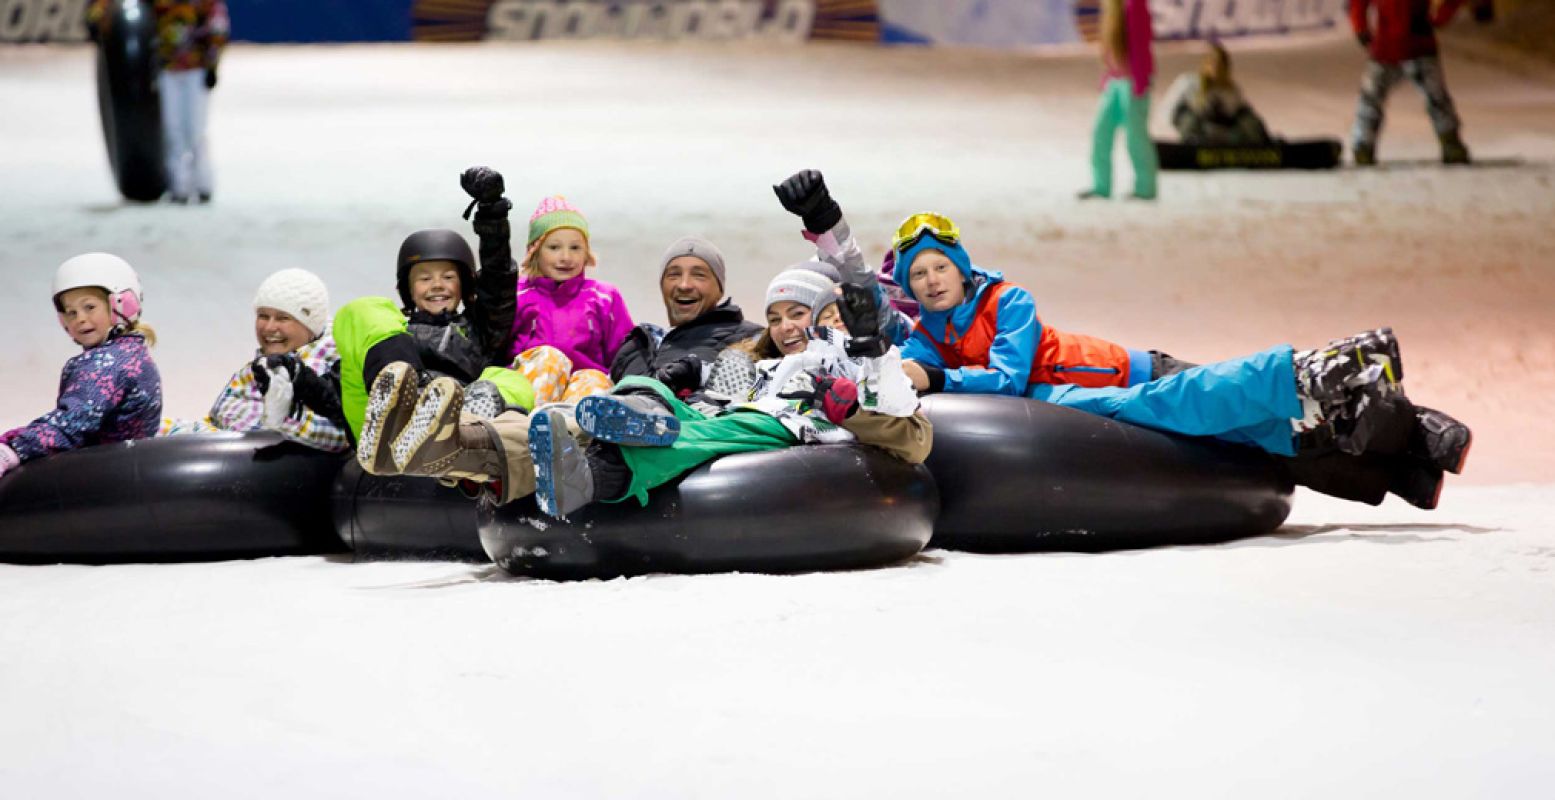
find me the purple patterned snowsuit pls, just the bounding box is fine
[1,333,163,462]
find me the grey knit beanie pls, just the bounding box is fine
[764,266,838,316]
[659,236,727,289]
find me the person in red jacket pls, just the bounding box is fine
[1348,0,1484,165]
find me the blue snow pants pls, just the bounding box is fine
[1027,345,1302,457]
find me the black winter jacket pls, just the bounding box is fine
[404,212,518,383]
[609,299,762,383]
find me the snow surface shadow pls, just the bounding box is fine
[1373,157,1532,171]
[1226,522,1502,549]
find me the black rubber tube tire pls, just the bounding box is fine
[96,0,166,202]
[0,433,347,564]
[919,394,1294,552]
[479,445,939,580]
[331,461,488,562]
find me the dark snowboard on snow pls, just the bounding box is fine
[1155,139,1343,171]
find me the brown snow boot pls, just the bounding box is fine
[357,361,421,476]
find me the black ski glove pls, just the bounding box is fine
[838,282,888,358]
[204,66,218,90]
[773,169,843,234]
[460,166,513,226]
[652,354,704,397]
[254,353,343,420]
[1356,30,1373,48]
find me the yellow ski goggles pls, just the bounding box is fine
[891,212,961,252]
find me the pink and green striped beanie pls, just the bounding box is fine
[526,195,590,247]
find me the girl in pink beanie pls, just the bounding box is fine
[503,192,635,405]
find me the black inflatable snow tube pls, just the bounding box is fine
[479,446,939,580]
[0,433,346,564]
[331,462,487,562]
[96,0,166,202]
[1154,139,1342,171]
[918,394,1294,552]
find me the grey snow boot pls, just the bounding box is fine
[529,407,594,519]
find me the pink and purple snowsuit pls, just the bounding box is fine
[508,275,634,374]
[2,333,162,462]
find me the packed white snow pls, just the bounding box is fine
[1,32,1553,798]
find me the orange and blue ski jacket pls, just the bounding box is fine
[896,237,1151,396]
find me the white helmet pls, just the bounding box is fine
[52,252,144,326]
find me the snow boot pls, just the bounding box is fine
[1352,142,1376,166]
[391,376,464,473]
[1409,406,1472,474]
[576,392,680,446]
[462,379,507,420]
[530,407,594,519]
[1389,460,1445,510]
[1294,327,1403,410]
[1440,133,1471,165]
[357,361,421,475]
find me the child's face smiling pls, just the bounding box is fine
[57,287,115,348]
[408,261,462,315]
[534,228,590,282]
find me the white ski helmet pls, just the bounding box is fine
[52,252,144,325]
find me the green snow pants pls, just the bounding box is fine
[333,296,535,438]
[610,375,798,506]
[1089,77,1158,199]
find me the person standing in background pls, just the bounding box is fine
[1078,0,1157,201]
[1348,0,1477,166]
[88,1,230,203]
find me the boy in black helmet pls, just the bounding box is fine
[334,172,536,485]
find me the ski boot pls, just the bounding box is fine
[530,407,595,519]
[1440,133,1471,165]
[1389,460,1445,510]
[575,392,681,446]
[1352,142,1376,167]
[357,362,422,475]
[1409,406,1472,474]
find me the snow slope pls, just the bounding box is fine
[1,34,1553,797]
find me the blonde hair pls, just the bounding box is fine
[522,229,597,278]
[124,320,157,347]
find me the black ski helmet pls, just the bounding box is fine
[396,229,477,311]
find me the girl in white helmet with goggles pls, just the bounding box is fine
[0,254,163,478]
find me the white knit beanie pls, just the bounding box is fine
[764,267,838,315]
[254,268,330,337]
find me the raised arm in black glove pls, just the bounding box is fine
[651,354,704,397]
[773,169,843,234]
[838,282,888,358]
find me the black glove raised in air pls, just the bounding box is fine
[460,166,513,228]
[773,169,843,234]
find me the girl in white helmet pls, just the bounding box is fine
[0,254,162,478]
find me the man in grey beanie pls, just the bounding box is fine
[607,236,762,388]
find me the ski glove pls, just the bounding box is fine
[460,166,513,225]
[838,282,888,357]
[0,444,20,478]
[652,354,704,398]
[204,66,217,90]
[780,374,859,424]
[773,169,843,234]
[253,354,345,425]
